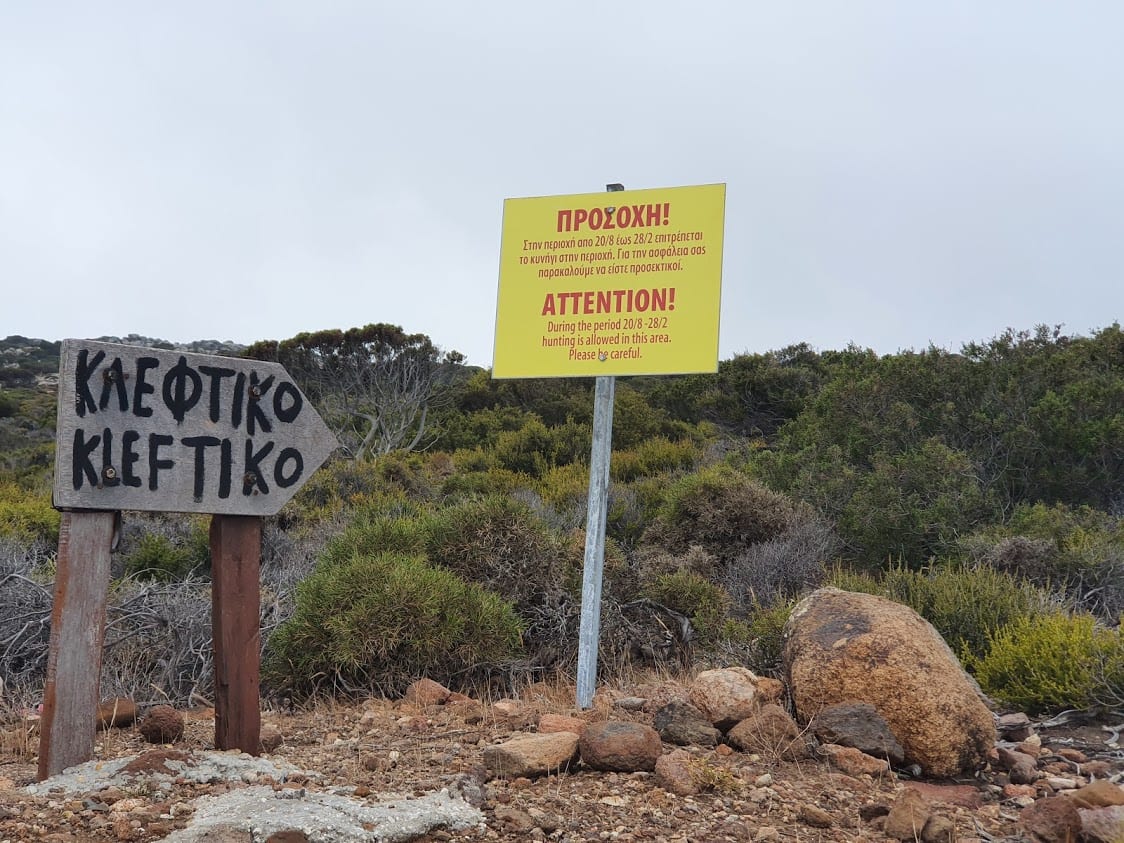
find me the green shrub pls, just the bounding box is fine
[425,494,578,609]
[536,462,591,512]
[122,532,205,581]
[611,437,701,483]
[964,502,1124,619]
[318,507,432,569]
[441,466,525,498]
[971,612,1124,713]
[263,551,523,697]
[0,482,59,544]
[827,561,1053,663]
[648,465,798,558]
[642,570,732,644]
[744,599,793,676]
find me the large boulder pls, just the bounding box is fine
[782,588,995,777]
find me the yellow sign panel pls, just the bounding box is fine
[493,183,726,378]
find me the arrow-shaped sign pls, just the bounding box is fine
[53,339,338,516]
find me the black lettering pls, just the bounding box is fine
[75,349,105,417]
[246,372,275,436]
[273,447,303,488]
[182,435,221,501]
[121,430,142,487]
[148,433,174,491]
[162,356,203,423]
[98,357,129,412]
[199,366,235,423]
[133,357,159,418]
[218,438,232,499]
[273,381,302,423]
[72,428,100,490]
[232,372,246,430]
[243,439,274,495]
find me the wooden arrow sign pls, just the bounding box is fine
[52,339,338,516]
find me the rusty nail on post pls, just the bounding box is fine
[249,385,261,399]
[102,466,117,481]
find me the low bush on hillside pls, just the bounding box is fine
[970,611,1124,713]
[828,561,1055,664]
[964,502,1124,620]
[264,551,524,697]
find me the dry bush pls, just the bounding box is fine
[720,511,839,612]
[101,575,215,704]
[0,537,54,695]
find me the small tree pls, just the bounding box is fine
[247,324,464,461]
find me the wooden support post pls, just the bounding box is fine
[38,510,115,780]
[210,514,262,755]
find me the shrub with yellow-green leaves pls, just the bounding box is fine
[641,569,732,644]
[0,482,59,545]
[827,561,1055,665]
[970,611,1124,713]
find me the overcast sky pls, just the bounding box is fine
[2,2,1120,367]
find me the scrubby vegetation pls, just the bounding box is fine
[1,323,1122,713]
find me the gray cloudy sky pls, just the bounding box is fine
[2,2,1120,367]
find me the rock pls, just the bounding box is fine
[579,721,663,772]
[613,696,647,711]
[1070,779,1124,808]
[754,677,786,704]
[493,805,537,832]
[687,667,765,730]
[920,813,957,843]
[266,833,310,843]
[819,744,891,777]
[998,745,1039,786]
[883,788,932,841]
[1078,804,1124,842]
[450,771,488,808]
[653,748,699,796]
[798,804,833,828]
[193,826,253,842]
[1010,759,1040,785]
[726,704,809,760]
[258,723,283,753]
[782,587,996,777]
[491,699,532,727]
[810,701,905,766]
[997,711,1035,742]
[96,698,138,730]
[537,713,586,736]
[1019,795,1082,842]
[138,704,184,744]
[652,701,720,747]
[482,732,579,779]
[404,678,451,707]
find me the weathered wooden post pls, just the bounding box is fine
[38,510,115,780]
[43,339,336,778]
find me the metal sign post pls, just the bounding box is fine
[575,183,624,709]
[576,373,615,708]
